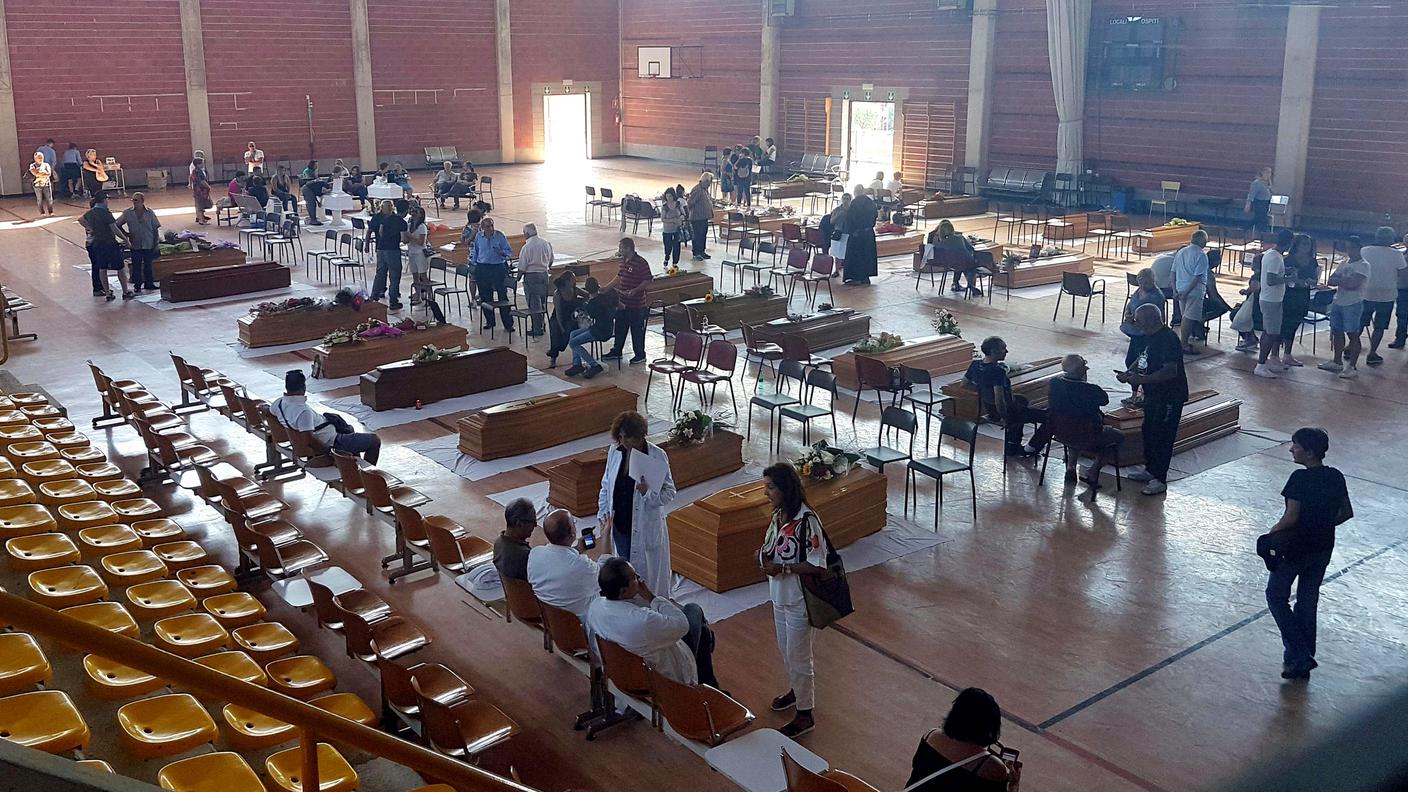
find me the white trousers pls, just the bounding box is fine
[768,574,816,710]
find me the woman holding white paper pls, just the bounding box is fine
[597,411,677,596]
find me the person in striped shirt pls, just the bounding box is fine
[601,238,654,364]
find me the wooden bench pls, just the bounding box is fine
[456,384,637,461]
[237,302,389,348]
[153,248,247,283]
[544,430,745,516]
[751,309,872,351]
[940,357,1062,421]
[359,346,527,411]
[831,333,975,391]
[312,324,468,379]
[160,261,290,303]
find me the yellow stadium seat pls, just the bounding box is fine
[0,503,57,540]
[27,565,108,609]
[125,580,198,620]
[311,692,377,727]
[0,690,90,753]
[0,425,43,451]
[0,478,35,507]
[74,461,124,483]
[19,459,76,486]
[99,550,171,587]
[0,633,52,695]
[193,651,267,687]
[77,523,144,559]
[152,541,209,572]
[76,759,115,774]
[220,703,295,751]
[56,500,118,533]
[117,693,219,759]
[111,498,163,524]
[61,602,140,638]
[202,591,266,629]
[60,446,108,466]
[133,518,188,548]
[46,433,91,454]
[31,418,73,437]
[20,406,62,421]
[9,393,49,409]
[265,743,359,792]
[92,478,142,503]
[0,410,29,428]
[0,458,14,477]
[153,613,229,659]
[37,478,96,508]
[158,752,263,792]
[5,441,60,464]
[176,565,236,597]
[265,655,337,700]
[231,622,299,663]
[82,654,167,700]
[5,532,80,571]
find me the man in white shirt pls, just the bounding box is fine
[587,557,719,687]
[244,142,265,173]
[269,370,381,462]
[1320,235,1368,379]
[1357,226,1407,366]
[517,223,554,337]
[527,510,603,624]
[884,171,904,194]
[1171,230,1210,353]
[868,170,885,193]
[1254,229,1295,378]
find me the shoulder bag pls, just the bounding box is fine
[1256,529,1294,572]
[797,515,853,629]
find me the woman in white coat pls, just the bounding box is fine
[597,411,677,596]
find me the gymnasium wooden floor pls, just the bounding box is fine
[2,158,1405,792]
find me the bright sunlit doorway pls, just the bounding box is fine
[544,93,590,163]
[845,100,895,184]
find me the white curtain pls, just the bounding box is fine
[1047,0,1092,176]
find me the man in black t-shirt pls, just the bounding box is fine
[1264,427,1350,680]
[1047,354,1124,487]
[964,336,1051,456]
[1116,304,1188,495]
[368,200,408,310]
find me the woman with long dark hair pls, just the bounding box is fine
[758,462,830,737]
[1279,233,1319,367]
[906,688,1020,791]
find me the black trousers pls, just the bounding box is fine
[1394,288,1408,344]
[1005,396,1051,452]
[1141,399,1184,482]
[663,231,682,265]
[690,220,709,256]
[612,306,647,358]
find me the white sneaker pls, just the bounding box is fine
[1253,363,1280,379]
[1338,365,1359,379]
[1317,361,1343,372]
[1141,480,1167,495]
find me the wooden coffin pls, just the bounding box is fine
[550,256,621,283]
[429,231,527,267]
[545,430,746,516]
[237,302,389,348]
[153,247,246,282]
[457,384,637,461]
[1000,253,1094,289]
[760,179,827,200]
[1103,389,1241,467]
[667,468,888,592]
[312,324,468,380]
[912,241,1004,272]
[916,196,988,219]
[940,357,1062,421]
[752,309,873,352]
[711,211,795,241]
[661,294,790,335]
[874,230,927,259]
[160,261,290,303]
[359,346,526,412]
[646,272,715,306]
[1134,222,1200,255]
[831,334,975,391]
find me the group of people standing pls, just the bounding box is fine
[718,136,776,207]
[26,139,116,213]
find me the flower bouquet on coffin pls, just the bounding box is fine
[931,308,962,338]
[410,344,461,364]
[853,332,904,354]
[793,441,861,481]
[667,409,731,445]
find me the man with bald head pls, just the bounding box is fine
[1047,353,1124,489]
[1117,304,1188,495]
[527,508,606,623]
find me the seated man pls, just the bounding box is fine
[493,497,536,583]
[269,370,381,463]
[1047,354,1124,487]
[965,336,1051,457]
[588,557,719,688]
[527,509,603,624]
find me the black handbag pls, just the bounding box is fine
[1257,530,1294,572]
[798,515,854,629]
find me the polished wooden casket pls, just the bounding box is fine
[831,334,975,391]
[1103,389,1241,467]
[237,302,389,348]
[359,346,527,411]
[456,384,637,461]
[544,430,746,516]
[752,309,872,351]
[312,324,468,379]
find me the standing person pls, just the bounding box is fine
[734,148,754,207]
[601,238,653,364]
[37,139,56,170]
[1150,251,1179,325]
[1254,229,1296,378]
[243,141,265,173]
[842,185,879,285]
[1279,233,1320,367]
[116,193,161,293]
[759,462,828,738]
[687,173,714,261]
[1319,236,1368,379]
[720,148,735,203]
[61,143,82,198]
[1391,231,1408,351]
[1357,226,1407,367]
[596,410,676,596]
[28,151,54,216]
[367,200,407,311]
[546,271,585,369]
[1245,166,1273,236]
[567,278,615,379]
[660,187,683,267]
[1120,267,1165,406]
[80,195,133,301]
[81,148,108,199]
[471,216,514,332]
[270,164,298,214]
[762,138,778,172]
[906,688,1020,792]
[189,153,213,225]
[403,205,431,308]
[1171,230,1210,354]
[518,223,553,337]
[1116,304,1188,496]
[1263,427,1350,681]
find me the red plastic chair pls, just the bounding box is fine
[680,340,739,414]
[646,331,704,407]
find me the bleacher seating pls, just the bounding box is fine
[423,147,461,169]
[981,167,1052,202]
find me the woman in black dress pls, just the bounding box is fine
[907,688,1019,791]
[842,185,879,284]
[546,271,586,369]
[1278,233,1319,367]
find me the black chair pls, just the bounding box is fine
[851,354,911,423]
[901,366,952,451]
[740,322,784,391]
[777,368,839,454]
[429,259,473,317]
[905,417,978,527]
[596,187,619,224]
[748,359,802,450]
[1037,413,1123,494]
[1298,288,1335,355]
[1053,272,1107,326]
[330,237,368,287]
[861,406,917,474]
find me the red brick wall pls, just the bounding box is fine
[989,0,1057,170]
[367,0,499,165]
[6,0,192,171]
[202,0,360,174]
[510,0,621,157]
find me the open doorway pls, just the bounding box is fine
[544,93,589,163]
[845,100,895,185]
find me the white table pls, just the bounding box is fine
[321,191,357,230]
[368,183,402,200]
[704,728,828,792]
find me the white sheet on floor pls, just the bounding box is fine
[407,418,670,482]
[228,338,322,358]
[1006,282,1067,300]
[322,368,576,430]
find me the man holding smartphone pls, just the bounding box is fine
[1117,303,1188,496]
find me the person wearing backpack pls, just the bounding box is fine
[735,150,754,207]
